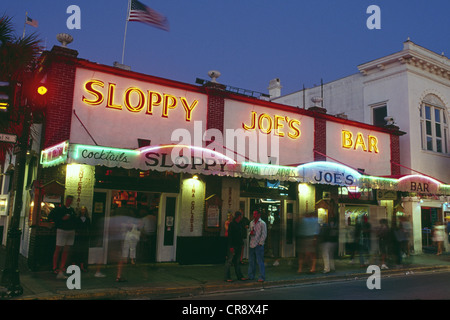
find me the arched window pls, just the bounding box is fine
[420,94,448,154]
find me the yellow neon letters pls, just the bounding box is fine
[82,79,104,106]
[242,111,301,139]
[82,80,199,121]
[342,130,379,153]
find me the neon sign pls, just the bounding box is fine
[398,174,441,193]
[242,162,298,180]
[40,141,69,168]
[242,111,301,139]
[297,161,362,186]
[82,80,199,121]
[342,130,379,153]
[69,144,236,175]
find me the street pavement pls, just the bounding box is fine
[1,247,449,300]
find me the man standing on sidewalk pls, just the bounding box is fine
[224,211,247,282]
[248,210,267,282]
[49,195,77,279]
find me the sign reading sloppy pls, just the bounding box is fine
[82,79,199,121]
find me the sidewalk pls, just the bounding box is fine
[1,247,449,300]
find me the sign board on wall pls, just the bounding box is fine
[297,161,361,187]
[71,68,208,149]
[397,175,441,194]
[326,122,391,176]
[222,99,315,165]
[65,164,95,212]
[178,178,205,237]
[68,143,238,176]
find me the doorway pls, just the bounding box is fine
[88,189,161,264]
[421,207,442,249]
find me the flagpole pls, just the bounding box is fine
[22,12,27,39]
[121,0,131,64]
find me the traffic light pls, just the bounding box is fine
[28,82,48,109]
[0,81,12,112]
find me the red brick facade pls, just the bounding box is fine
[205,83,226,132]
[313,117,327,162]
[390,133,401,175]
[41,46,78,149]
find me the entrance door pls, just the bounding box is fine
[156,193,178,262]
[421,207,442,248]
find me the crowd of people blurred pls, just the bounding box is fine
[48,195,448,282]
[48,195,157,281]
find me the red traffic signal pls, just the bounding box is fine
[37,85,48,96]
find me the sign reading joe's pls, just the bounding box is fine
[297,161,361,187]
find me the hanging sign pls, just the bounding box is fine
[297,161,361,186]
[68,143,237,176]
[397,175,441,194]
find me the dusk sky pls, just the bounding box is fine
[2,1,450,96]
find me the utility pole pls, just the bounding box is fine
[1,103,30,298]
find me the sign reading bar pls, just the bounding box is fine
[40,141,69,168]
[397,175,440,194]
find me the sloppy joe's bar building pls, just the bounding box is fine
[22,45,449,269]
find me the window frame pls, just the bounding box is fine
[420,97,449,155]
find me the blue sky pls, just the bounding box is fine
[2,1,450,95]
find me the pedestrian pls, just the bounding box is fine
[239,213,250,265]
[296,211,319,274]
[122,211,142,265]
[139,206,157,262]
[73,206,91,272]
[377,219,390,269]
[224,212,233,237]
[271,210,281,266]
[355,215,371,267]
[320,218,338,273]
[224,211,247,282]
[248,210,267,282]
[433,221,446,255]
[109,201,140,282]
[446,217,450,244]
[345,217,356,263]
[400,216,412,257]
[48,195,77,279]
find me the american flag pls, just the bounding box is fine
[26,16,38,28]
[128,0,169,31]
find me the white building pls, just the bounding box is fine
[271,40,450,254]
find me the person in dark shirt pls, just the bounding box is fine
[224,211,247,282]
[49,195,77,279]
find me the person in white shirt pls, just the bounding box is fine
[248,210,267,282]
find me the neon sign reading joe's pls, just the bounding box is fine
[82,79,199,121]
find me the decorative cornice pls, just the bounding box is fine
[358,41,450,81]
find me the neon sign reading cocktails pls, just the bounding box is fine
[81,80,199,121]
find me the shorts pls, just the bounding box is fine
[56,229,75,246]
